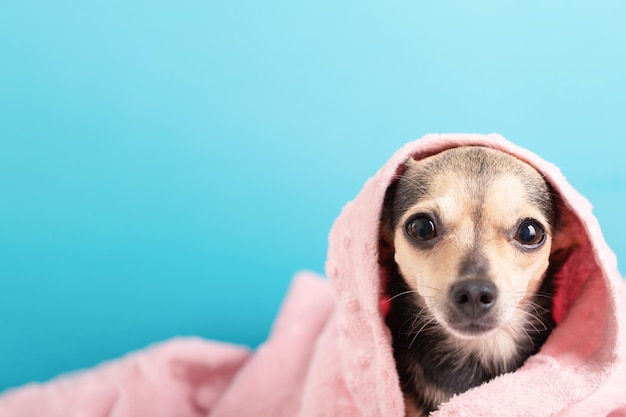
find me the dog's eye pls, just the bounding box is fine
[514,219,546,248]
[405,215,437,241]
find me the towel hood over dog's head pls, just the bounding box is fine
[326,133,626,416]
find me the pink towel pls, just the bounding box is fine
[2,133,625,417]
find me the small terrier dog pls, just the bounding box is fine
[380,146,557,416]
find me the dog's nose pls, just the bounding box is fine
[449,279,498,318]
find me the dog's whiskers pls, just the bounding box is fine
[527,301,551,319]
[383,289,420,303]
[513,290,553,301]
[515,305,550,334]
[408,316,437,349]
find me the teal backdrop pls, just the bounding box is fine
[1,1,625,391]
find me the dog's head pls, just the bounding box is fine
[383,146,555,341]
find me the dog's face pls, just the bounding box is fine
[389,147,554,343]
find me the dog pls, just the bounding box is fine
[379,146,558,416]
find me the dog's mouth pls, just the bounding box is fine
[445,316,500,338]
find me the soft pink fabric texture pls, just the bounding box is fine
[2,134,626,417]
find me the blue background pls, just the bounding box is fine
[1,1,625,391]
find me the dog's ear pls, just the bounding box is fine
[405,155,422,170]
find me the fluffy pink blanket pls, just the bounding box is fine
[2,134,626,417]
